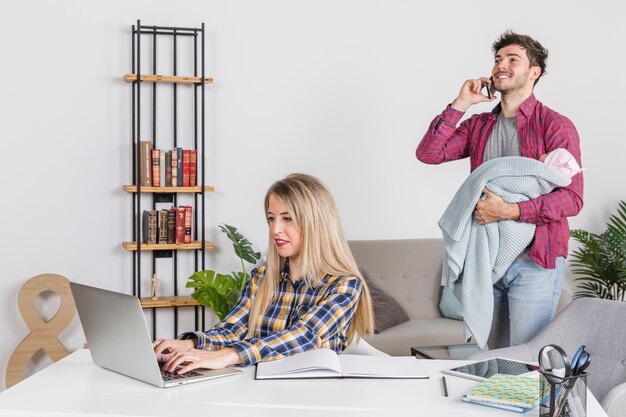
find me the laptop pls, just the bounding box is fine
[70,282,242,388]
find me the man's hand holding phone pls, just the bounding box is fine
[451,76,496,112]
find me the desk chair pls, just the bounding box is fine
[469,298,626,417]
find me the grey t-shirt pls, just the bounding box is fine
[483,114,521,161]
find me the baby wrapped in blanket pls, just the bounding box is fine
[438,148,583,348]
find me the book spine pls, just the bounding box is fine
[167,207,176,244]
[152,149,160,187]
[175,206,186,243]
[171,149,178,188]
[183,205,192,243]
[176,148,183,186]
[189,149,197,187]
[143,210,157,245]
[160,150,165,188]
[139,141,152,186]
[165,151,172,187]
[182,149,191,187]
[142,210,149,243]
[157,210,168,244]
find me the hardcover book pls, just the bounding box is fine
[157,210,168,244]
[139,141,152,186]
[182,149,191,187]
[152,149,160,187]
[462,373,540,413]
[183,205,192,243]
[165,151,172,187]
[171,150,178,188]
[175,206,186,243]
[142,210,158,245]
[189,149,197,187]
[167,207,176,244]
[176,148,183,186]
[159,150,165,188]
[255,348,428,380]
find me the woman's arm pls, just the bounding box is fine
[228,274,363,366]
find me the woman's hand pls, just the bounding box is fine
[162,347,242,374]
[152,338,195,362]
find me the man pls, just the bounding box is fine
[416,31,583,348]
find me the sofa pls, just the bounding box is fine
[349,239,468,356]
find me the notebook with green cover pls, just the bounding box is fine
[462,373,540,413]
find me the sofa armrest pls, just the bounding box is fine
[601,381,626,417]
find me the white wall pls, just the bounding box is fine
[1,0,624,390]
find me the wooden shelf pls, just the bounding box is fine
[140,295,200,309]
[123,74,213,84]
[122,241,214,251]
[122,185,215,193]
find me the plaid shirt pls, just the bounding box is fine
[182,264,362,366]
[416,94,584,269]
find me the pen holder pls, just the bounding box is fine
[539,372,588,417]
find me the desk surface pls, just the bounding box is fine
[0,349,608,417]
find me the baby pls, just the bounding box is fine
[539,148,584,179]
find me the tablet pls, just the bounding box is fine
[442,357,540,382]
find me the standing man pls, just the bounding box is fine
[416,31,583,348]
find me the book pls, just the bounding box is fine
[175,206,186,243]
[462,373,540,413]
[142,210,157,244]
[157,210,168,244]
[151,149,160,187]
[183,205,192,243]
[182,149,191,187]
[159,150,165,188]
[189,149,197,187]
[171,149,178,188]
[176,148,183,186]
[139,141,152,186]
[255,348,429,380]
[165,151,172,187]
[167,207,176,244]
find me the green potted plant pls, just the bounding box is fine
[186,224,261,320]
[570,201,626,301]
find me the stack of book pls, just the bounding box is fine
[462,373,541,413]
[139,141,197,187]
[142,206,192,244]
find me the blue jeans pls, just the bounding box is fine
[488,253,564,349]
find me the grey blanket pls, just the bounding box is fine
[438,156,571,348]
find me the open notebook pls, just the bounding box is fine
[255,348,429,380]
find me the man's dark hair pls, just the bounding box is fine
[492,30,548,84]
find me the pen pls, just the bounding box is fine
[442,376,449,397]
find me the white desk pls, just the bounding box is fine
[0,349,608,417]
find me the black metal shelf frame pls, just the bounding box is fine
[129,19,207,340]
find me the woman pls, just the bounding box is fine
[154,173,374,374]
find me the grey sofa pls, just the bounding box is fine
[349,239,468,356]
[469,298,626,417]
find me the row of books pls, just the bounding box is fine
[139,141,197,187]
[142,206,193,245]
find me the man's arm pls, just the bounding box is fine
[517,116,583,224]
[416,77,495,164]
[474,116,583,225]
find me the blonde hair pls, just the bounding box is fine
[247,173,374,344]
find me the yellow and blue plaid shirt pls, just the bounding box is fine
[182,263,363,366]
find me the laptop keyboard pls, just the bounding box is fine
[159,363,203,380]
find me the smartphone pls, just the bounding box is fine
[484,76,493,99]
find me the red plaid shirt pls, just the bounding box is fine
[417,94,583,269]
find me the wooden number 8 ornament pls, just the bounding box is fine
[5,274,76,388]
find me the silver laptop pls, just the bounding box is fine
[70,282,242,388]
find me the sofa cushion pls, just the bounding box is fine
[365,318,468,356]
[362,269,410,333]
